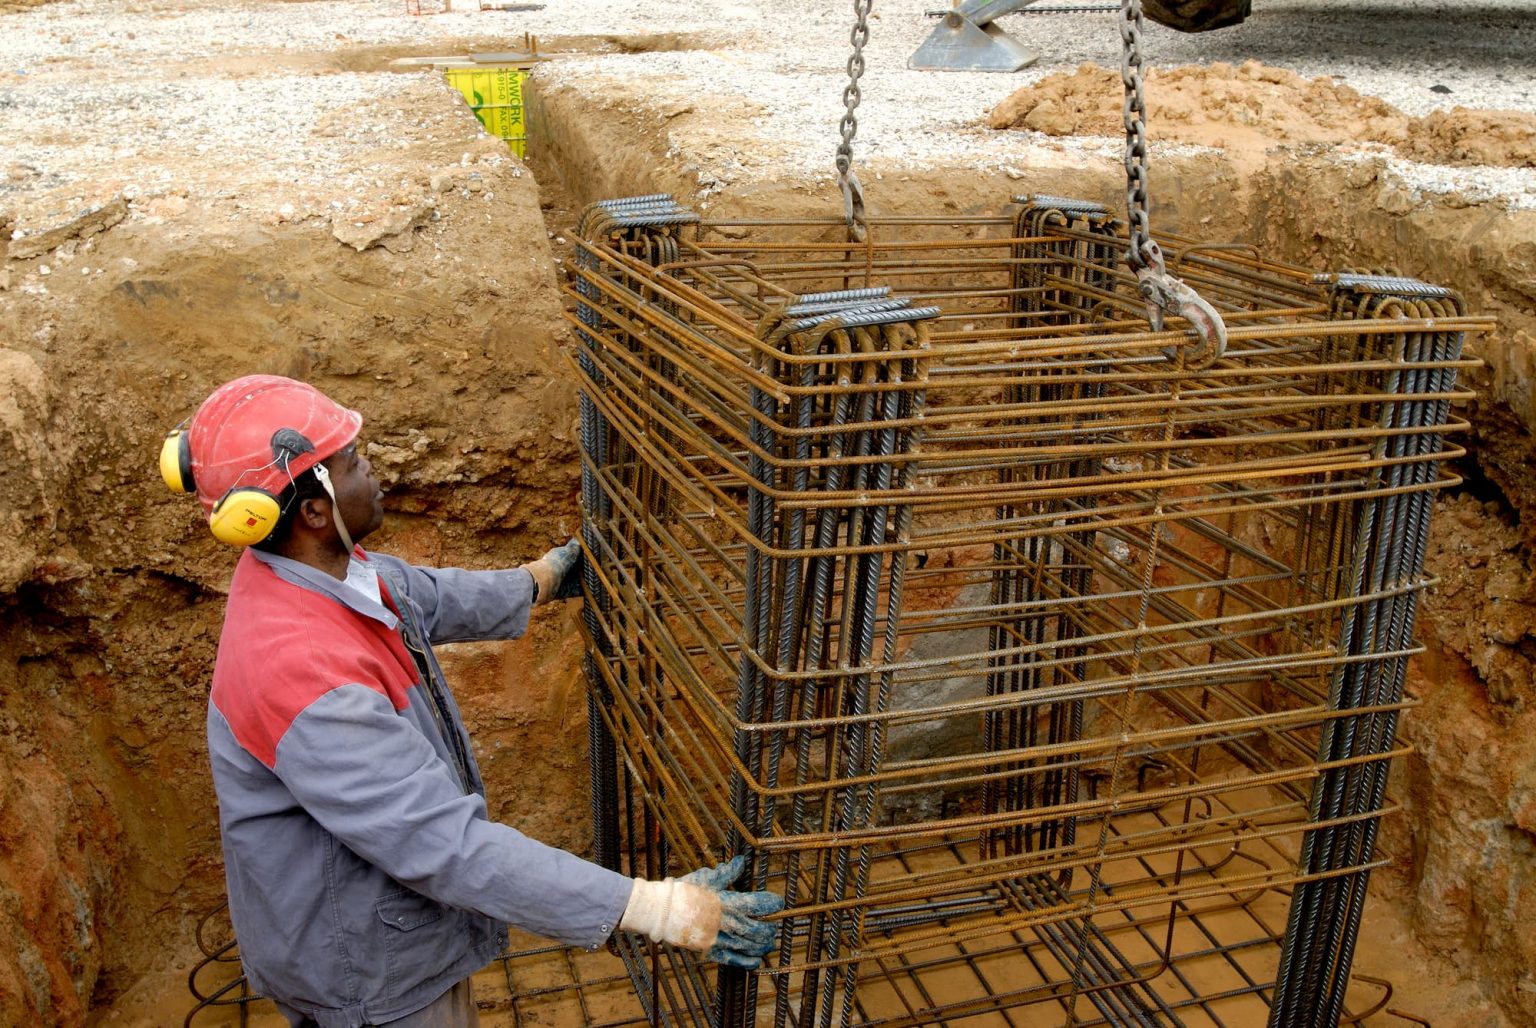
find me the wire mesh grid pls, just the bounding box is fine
[181,914,657,1026]
[182,903,1404,1027]
[564,193,1485,1028]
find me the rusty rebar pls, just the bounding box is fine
[568,195,1487,1028]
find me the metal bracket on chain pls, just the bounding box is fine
[1119,0,1225,368]
[840,165,868,243]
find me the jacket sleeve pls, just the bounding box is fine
[272,682,633,948]
[368,553,537,644]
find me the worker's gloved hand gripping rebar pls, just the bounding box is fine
[525,538,584,605]
[619,855,785,968]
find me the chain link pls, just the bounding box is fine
[837,0,874,240]
[1117,0,1227,365]
[1119,0,1162,273]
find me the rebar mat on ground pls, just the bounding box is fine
[566,194,1489,1028]
[184,912,1417,1026]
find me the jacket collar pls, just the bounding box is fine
[248,548,400,630]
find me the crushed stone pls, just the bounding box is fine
[2,0,1534,235]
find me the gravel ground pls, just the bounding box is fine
[532,0,1536,204]
[2,0,1535,226]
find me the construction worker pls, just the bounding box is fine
[160,374,782,1028]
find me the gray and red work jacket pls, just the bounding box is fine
[206,547,633,1028]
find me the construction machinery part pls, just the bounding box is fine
[1142,0,1251,31]
[909,0,1041,71]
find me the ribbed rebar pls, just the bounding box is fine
[569,196,1485,1028]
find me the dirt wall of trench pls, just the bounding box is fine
[0,106,595,1021]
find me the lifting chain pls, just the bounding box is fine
[1118,0,1156,272]
[836,0,873,243]
[1118,0,1227,366]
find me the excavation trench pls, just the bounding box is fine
[2,48,1534,1027]
[522,79,1536,1024]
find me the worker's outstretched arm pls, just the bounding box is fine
[258,691,783,961]
[249,684,633,948]
[373,554,535,643]
[366,541,582,645]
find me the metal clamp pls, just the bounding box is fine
[1135,262,1227,368]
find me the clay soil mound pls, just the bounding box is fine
[988,60,1536,169]
[1401,107,1536,169]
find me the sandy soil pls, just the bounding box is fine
[988,60,1536,168]
[0,62,593,1023]
[3,0,1536,1025]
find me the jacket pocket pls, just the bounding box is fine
[375,890,453,1003]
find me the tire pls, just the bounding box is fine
[1142,0,1252,31]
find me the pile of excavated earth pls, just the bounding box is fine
[3,0,1536,1024]
[988,61,1536,168]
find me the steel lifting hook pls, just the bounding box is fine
[841,167,869,243]
[1134,260,1227,368]
[1118,0,1226,371]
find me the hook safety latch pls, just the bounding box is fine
[1135,266,1227,369]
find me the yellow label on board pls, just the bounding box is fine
[444,67,528,157]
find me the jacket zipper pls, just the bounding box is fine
[395,605,476,794]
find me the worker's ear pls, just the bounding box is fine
[297,495,332,530]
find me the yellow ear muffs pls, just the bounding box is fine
[159,428,195,494]
[208,488,282,547]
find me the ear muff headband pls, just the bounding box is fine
[159,427,195,494]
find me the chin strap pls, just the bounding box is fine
[311,463,356,555]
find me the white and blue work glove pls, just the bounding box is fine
[618,855,785,968]
[525,537,584,605]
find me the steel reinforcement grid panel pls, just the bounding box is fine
[565,194,1488,1028]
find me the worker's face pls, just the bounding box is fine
[324,442,385,544]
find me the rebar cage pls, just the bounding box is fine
[566,194,1487,1028]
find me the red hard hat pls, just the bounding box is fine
[186,375,362,516]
